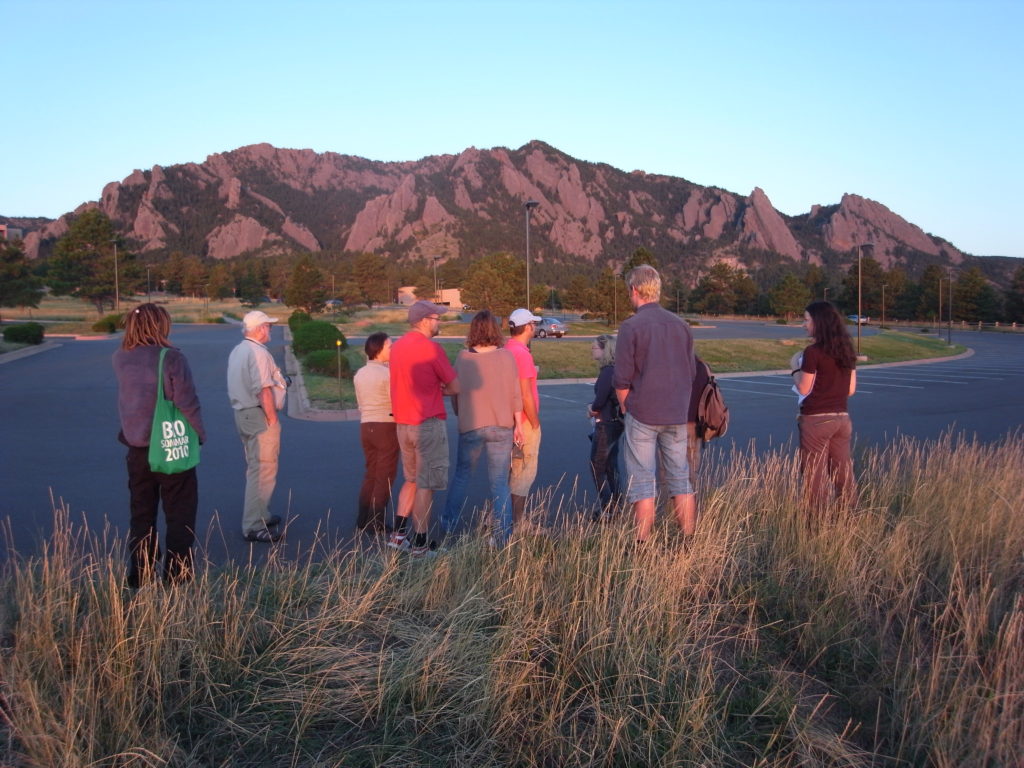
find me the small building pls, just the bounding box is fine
[0,224,25,241]
[396,286,465,310]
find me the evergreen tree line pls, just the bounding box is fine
[4,210,1023,326]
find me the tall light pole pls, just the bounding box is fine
[824,287,830,302]
[432,256,441,301]
[947,268,953,345]
[524,200,539,310]
[854,242,872,356]
[111,239,120,312]
[881,283,886,328]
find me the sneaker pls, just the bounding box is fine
[410,540,439,558]
[244,527,281,543]
[386,531,410,551]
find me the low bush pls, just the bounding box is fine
[91,313,124,333]
[303,349,352,377]
[288,310,313,333]
[2,322,45,344]
[292,320,346,356]
[776,317,789,325]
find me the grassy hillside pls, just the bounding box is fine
[2,434,1021,766]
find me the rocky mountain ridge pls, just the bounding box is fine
[18,141,966,272]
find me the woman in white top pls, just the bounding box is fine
[353,332,399,533]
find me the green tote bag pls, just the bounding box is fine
[148,348,201,474]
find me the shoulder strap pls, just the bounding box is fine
[156,348,169,402]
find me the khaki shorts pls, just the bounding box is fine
[397,418,449,491]
[509,419,541,497]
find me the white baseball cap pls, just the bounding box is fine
[242,310,279,329]
[509,308,543,328]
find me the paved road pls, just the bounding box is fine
[2,323,1021,568]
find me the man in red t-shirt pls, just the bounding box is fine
[387,300,459,555]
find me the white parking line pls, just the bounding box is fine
[848,380,923,389]
[860,372,1003,383]
[718,380,868,397]
[541,392,590,405]
[722,377,797,388]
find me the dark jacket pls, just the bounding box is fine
[113,345,206,447]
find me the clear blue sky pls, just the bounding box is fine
[2,0,1021,257]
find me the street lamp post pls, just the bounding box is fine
[111,239,120,312]
[146,266,151,301]
[881,283,886,328]
[947,269,953,345]
[432,256,441,301]
[824,286,830,302]
[855,243,872,356]
[524,200,539,310]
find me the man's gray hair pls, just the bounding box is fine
[626,264,662,302]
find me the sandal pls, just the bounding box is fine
[244,528,281,543]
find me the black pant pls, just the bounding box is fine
[126,445,198,587]
[589,420,624,509]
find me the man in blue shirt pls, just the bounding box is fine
[613,265,698,542]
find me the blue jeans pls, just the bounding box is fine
[442,426,514,543]
[622,413,693,504]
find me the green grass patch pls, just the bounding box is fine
[298,330,966,409]
[302,348,364,407]
[695,331,964,373]
[857,330,966,363]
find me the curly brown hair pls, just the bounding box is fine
[466,310,505,349]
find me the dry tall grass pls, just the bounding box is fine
[1,434,1021,767]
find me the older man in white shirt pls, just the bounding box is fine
[227,310,288,542]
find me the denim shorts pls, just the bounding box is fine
[621,413,693,503]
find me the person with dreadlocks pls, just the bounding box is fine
[112,303,206,587]
[790,300,858,512]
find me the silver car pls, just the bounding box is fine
[533,318,566,338]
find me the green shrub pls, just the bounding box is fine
[3,322,45,345]
[776,318,789,325]
[688,319,701,327]
[288,310,313,333]
[292,320,346,356]
[303,349,353,377]
[92,313,124,333]
[202,316,226,324]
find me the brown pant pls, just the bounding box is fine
[358,422,399,530]
[798,413,855,511]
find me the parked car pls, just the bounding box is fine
[847,314,870,325]
[533,317,566,338]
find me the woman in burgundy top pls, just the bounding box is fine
[790,301,858,512]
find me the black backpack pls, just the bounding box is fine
[695,360,729,441]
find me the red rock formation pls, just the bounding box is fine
[15,141,967,270]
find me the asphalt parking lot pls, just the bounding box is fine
[1,322,1021,568]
